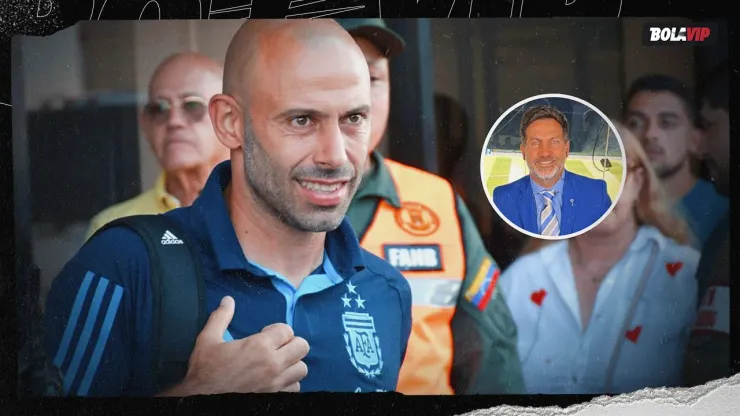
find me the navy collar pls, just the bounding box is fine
[188,160,366,278]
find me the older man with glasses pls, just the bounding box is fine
[85,52,230,239]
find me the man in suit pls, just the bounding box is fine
[492,105,612,237]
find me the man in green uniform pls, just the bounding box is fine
[337,18,525,395]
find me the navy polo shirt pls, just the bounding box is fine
[43,161,412,396]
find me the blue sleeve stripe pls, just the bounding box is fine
[63,277,109,395]
[54,271,95,368]
[77,284,124,396]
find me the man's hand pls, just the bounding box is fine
[159,296,309,396]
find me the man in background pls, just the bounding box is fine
[337,18,524,395]
[623,74,728,248]
[85,52,230,238]
[682,60,731,386]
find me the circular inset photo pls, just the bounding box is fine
[480,93,627,240]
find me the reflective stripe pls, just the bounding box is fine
[406,277,462,308]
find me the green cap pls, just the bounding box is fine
[335,18,405,58]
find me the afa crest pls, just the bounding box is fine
[342,312,384,378]
[340,281,384,378]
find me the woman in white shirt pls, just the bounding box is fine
[498,121,699,394]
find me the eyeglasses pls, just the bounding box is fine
[144,96,208,124]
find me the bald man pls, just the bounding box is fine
[85,52,230,239]
[43,20,411,397]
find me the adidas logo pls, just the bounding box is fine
[161,230,183,245]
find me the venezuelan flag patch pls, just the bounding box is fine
[464,258,500,311]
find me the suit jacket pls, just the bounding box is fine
[492,169,612,236]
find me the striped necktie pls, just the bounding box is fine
[539,190,560,236]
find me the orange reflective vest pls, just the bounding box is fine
[360,159,464,395]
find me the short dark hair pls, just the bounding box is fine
[520,105,569,144]
[697,60,729,112]
[624,74,700,127]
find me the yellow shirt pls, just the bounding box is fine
[85,173,181,240]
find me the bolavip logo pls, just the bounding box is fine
[650,27,710,42]
[643,23,718,46]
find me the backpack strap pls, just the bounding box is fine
[93,214,207,394]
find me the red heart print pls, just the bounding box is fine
[665,262,683,277]
[625,326,642,343]
[530,289,547,306]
